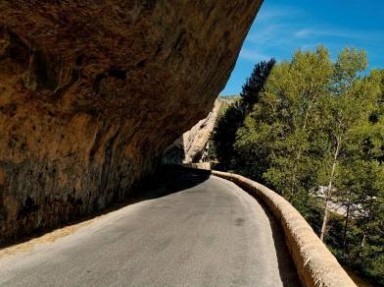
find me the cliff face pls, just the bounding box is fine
[0,0,262,241]
[163,99,222,165]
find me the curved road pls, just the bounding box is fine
[0,172,300,287]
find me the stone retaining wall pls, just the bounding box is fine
[182,162,211,170]
[212,170,357,287]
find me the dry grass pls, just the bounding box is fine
[0,216,99,259]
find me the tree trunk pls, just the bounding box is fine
[320,135,341,241]
[342,196,351,259]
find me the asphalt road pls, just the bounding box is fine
[0,171,300,287]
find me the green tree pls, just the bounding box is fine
[236,47,333,202]
[318,48,378,241]
[214,102,243,168]
[213,59,275,170]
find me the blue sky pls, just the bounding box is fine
[221,0,384,96]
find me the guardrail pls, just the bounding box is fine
[212,170,357,287]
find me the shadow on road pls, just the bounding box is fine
[0,165,211,249]
[136,165,212,199]
[259,203,303,287]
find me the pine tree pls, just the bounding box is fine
[213,59,275,170]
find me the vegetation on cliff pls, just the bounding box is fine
[214,46,384,286]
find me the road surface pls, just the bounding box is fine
[0,171,300,287]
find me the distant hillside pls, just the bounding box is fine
[218,95,239,115]
[219,95,240,101]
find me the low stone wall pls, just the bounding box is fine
[182,162,211,170]
[212,170,357,287]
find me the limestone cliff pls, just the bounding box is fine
[163,99,222,165]
[0,0,263,242]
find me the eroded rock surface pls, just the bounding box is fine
[162,98,222,165]
[0,0,262,241]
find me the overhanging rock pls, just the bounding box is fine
[0,1,263,241]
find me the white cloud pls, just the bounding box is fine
[255,5,305,23]
[294,27,384,45]
[294,29,312,38]
[239,48,272,62]
[246,24,283,45]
